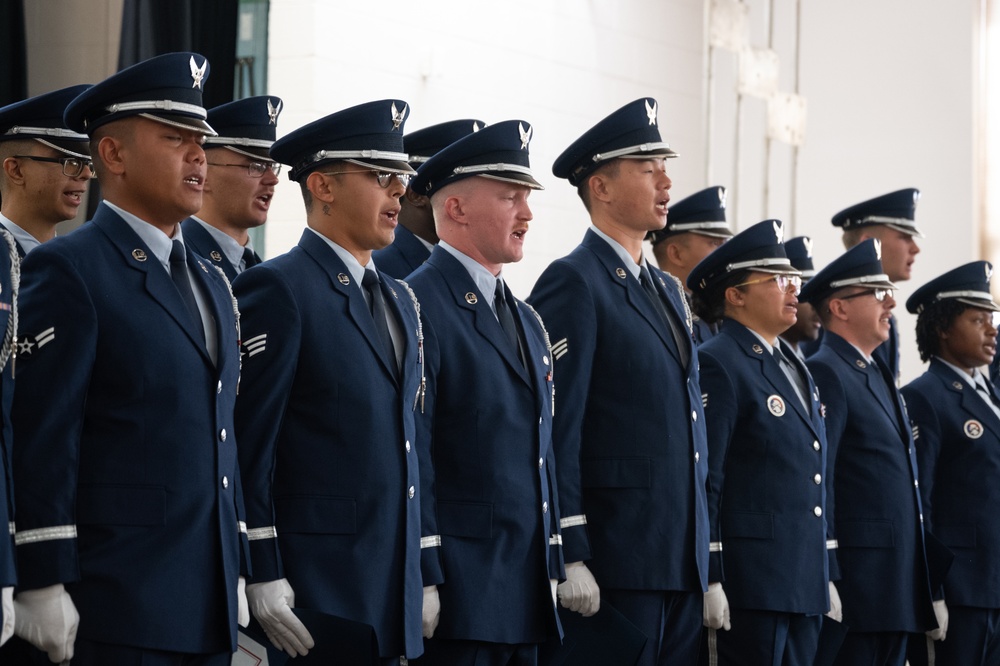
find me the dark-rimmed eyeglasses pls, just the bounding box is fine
[837,288,894,303]
[13,155,95,179]
[733,274,802,296]
[207,161,282,178]
[320,170,411,189]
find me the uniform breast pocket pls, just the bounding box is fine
[76,484,166,526]
[437,501,493,539]
[275,495,357,535]
[581,458,651,489]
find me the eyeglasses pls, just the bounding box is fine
[13,155,95,179]
[837,288,894,303]
[207,161,282,178]
[733,274,802,296]
[319,170,411,189]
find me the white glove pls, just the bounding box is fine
[1,586,12,646]
[927,599,949,641]
[826,582,843,623]
[237,576,249,628]
[557,562,600,617]
[550,578,558,607]
[13,584,79,662]
[422,585,440,638]
[703,582,731,630]
[246,578,315,657]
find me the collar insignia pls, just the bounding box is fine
[132,249,147,262]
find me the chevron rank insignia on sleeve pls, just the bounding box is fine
[240,333,267,359]
[551,337,568,361]
[18,327,55,356]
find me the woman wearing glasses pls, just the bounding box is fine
[687,220,835,665]
[800,239,940,666]
[900,262,1000,665]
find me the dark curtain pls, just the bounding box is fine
[117,0,238,109]
[0,0,27,106]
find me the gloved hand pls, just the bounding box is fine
[237,576,249,628]
[422,585,440,638]
[703,582,731,630]
[826,582,843,623]
[927,599,949,641]
[550,578,558,607]
[1,586,13,646]
[13,583,79,662]
[246,578,315,657]
[557,562,600,616]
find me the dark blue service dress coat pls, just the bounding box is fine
[527,229,709,594]
[407,246,563,645]
[372,224,432,280]
[233,229,429,660]
[698,320,832,614]
[806,331,936,633]
[182,217,259,282]
[11,204,248,653]
[0,231,17,614]
[902,360,1000,609]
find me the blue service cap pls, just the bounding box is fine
[412,119,543,197]
[799,238,897,305]
[687,219,799,293]
[270,99,415,182]
[648,186,732,244]
[906,261,1000,314]
[203,95,283,159]
[784,236,816,279]
[553,98,678,186]
[405,119,485,166]
[0,85,92,157]
[64,52,215,136]
[831,188,922,237]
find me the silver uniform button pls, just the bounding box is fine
[813,474,822,485]
[539,417,543,425]
[405,440,411,453]
[217,380,223,394]
[542,501,549,514]
[538,457,544,469]
[813,441,821,451]
[813,506,822,517]
[222,476,229,489]
[691,411,698,421]
[914,480,919,488]
[695,452,700,463]
[408,486,415,499]
[220,429,227,442]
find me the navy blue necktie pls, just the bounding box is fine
[362,270,397,378]
[495,279,525,369]
[640,266,689,368]
[169,240,201,328]
[242,247,259,271]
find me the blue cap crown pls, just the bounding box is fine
[0,85,91,157]
[412,119,543,197]
[405,119,485,166]
[553,98,678,186]
[784,236,816,279]
[687,219,798,292]
[906,261,1000,314]
[799,238,897,305]
[831,188,922,237]
[204,96,283,158]
[649,186,732,244]
[64,52,214,135]
[270,99,413,182]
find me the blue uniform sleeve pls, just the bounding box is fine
[412,309,444,587]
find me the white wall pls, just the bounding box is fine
[262,0,981,384]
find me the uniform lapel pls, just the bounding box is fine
[189,250,237,373]
[929,361,1000,440]
[181,218,239,282]
[827,332,903,437]
[93,206,211,364]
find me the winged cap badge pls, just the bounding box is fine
[267,98,282,125]
[189,56,208,90]
[773,220,783,243]
[472,121,481,132]
[391,102,407,130]
[987,263,993,280]
[645,99,657,126]
[718,187,727,208]
[803,237,813,257]
[519,122,532,150]
[873,238,882,260]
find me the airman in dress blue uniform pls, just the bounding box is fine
[687,220,835,665]
[0,85,93,256]
[800,239,938,666]
[233,99,433,665]
[648,185,733,345]
[10,52,249,664]
[373,119,485,279]
[528,98,709,666]
[902,261,1000,665]
[821,188,923,383]
[779,236,822,359]
[182,95,283,280]
[406,119,563,666]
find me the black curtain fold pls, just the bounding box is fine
[1,0,28,106]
